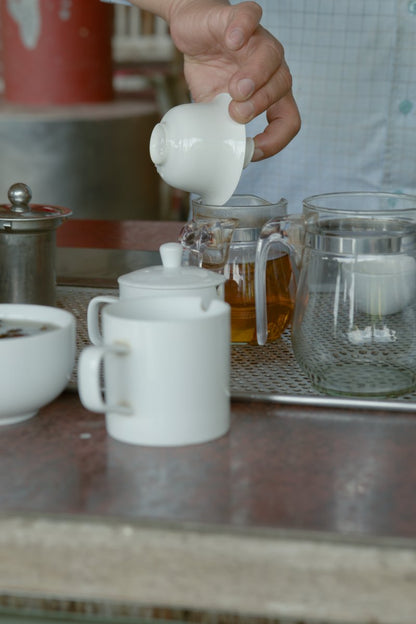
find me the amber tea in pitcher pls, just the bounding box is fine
[190,194,292,345]
[223,251,294,344]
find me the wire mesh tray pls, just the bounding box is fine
[57,285,416,413]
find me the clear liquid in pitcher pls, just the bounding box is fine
[223,252,295,344]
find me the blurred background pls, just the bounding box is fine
[0,0,190,221]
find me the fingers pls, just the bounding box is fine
[251,93,301,160]
[225,18,301,159]
[228,23,291,108]
[224,1,263,50]
[228,58,299,158]
[169,0,301,158]
[229,55,293,123]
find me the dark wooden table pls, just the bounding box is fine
[0,219,415,624]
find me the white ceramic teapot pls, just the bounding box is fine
[87,242,226,345]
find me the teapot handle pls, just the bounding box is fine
[255,216,303,346]
[87,295,118,345]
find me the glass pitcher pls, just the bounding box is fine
[259,211,416,398]
[184,194,292,345]
[256,191,416,346]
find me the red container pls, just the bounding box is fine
[1,0,114,105]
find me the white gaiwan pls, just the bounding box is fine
[346,254,416,316]
[149,93,254,206]
[87,243,227,345]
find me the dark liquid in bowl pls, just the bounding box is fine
[0,319,59,339]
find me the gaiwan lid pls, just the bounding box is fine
[118,242,226,290]
[0,182,72,231]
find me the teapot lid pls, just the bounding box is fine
[118,242,226,290]
[0,183,72,231]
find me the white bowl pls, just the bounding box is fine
[149,93,254,206]
[0,304,76,425]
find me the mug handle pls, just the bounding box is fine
[78,344,132,415]
[87,295,118,345]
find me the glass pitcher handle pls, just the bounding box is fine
[255,216,302,346]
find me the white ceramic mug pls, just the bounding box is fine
[78,296,231,446]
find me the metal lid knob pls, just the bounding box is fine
[8,182,32,213]
[0,182,72,225]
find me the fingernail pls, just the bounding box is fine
[253,147,264,161]
[233,99,255,121]
[237,78,255,99]
[227,27,245,49]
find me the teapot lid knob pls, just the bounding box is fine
[159,242,183,268]
[8,182,32,213]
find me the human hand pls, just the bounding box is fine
[168,0,301,160]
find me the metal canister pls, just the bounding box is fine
[0,183,72,305]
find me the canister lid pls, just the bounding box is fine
[118,242,226,290]
[0,183,72,230]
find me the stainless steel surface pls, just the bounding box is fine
[305,216,416,254]
[233,391,416,412]
[231,336,416,408]
[0,183,71,305]
[2,230,58,304]
[57,283,416,410]
[57,247,161,287]
[0,100,160,220]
